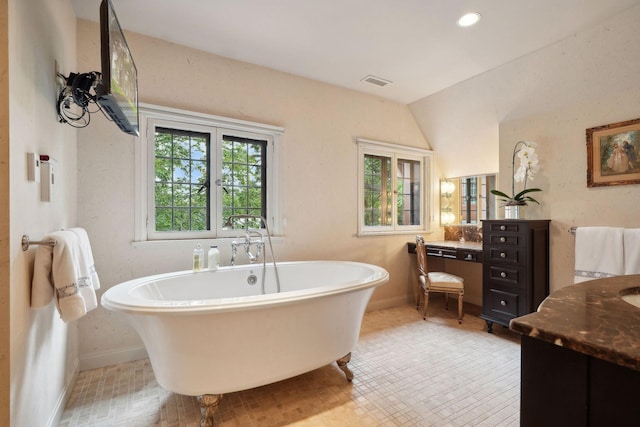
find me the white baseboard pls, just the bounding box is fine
[46,358,79,427]
[366,295,410,312]
[79,345,148,371]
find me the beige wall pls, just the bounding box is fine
[410,4,640,291]
[9,0,78,425]
[75,20,432,367]
[0,0,9,423]
[410,76,499,178]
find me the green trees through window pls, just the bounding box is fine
[358,138,431,235]
[137,105,283,241]
[153,128,267,233]
[396,158,421,226]
[363,154,422,228]
[222,136,266,230]
[364,154,392,226]
[154,128,210,231]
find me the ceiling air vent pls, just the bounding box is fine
[361,75,392,87]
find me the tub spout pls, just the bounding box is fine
[243,230,263,263]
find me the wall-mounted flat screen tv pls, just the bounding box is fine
[95,0,139,136]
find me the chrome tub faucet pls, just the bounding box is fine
[230,230,263,265]
[225,214,281,294]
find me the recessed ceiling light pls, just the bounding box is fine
[457,12,481,27]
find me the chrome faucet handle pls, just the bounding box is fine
[230,241,238,266]
[254,240,263,261]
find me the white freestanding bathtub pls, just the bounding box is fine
[101,260,388,424]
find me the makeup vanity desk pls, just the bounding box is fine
[407,240,484,306]
[410,220,549,332]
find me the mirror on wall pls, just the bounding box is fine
[440,175,497,225]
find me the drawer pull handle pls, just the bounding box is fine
[500,237,506,243]
[500,252,506,258]
[438,250,443,256]
[465,254,473,260]
[500,300,507,306]
[500,225,506,231]
[500,272,507,278]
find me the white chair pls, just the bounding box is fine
[415,235,465,323]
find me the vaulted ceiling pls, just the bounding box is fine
[71,0,640,104]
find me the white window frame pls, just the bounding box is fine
[134,103,284,243]
[357,138,433,236]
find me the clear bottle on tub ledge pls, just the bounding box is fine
[208,245,220,271]
[193,244,204,272]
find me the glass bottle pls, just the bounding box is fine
[193,244,204,271]
[208,245,220,270]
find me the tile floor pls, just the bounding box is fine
[60,300,521,426]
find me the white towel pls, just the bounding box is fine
[31,242,56,309]
[69,228,100,311]
[32,230,87,322]
[624,228,640,275]
[574,226,624,283]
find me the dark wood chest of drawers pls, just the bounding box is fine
[481,219,550,332]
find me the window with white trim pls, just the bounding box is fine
[135,104,283,241]
[357,138,432,235]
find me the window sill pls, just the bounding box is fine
[131,236,285,249]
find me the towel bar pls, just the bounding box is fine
[21,234,57,251]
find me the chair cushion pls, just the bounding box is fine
[427,272,464,289]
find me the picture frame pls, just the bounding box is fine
[586,117,640,187]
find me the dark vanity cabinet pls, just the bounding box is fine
[510,274,640,426]
[481,220,550,332]
[520,335,640,427]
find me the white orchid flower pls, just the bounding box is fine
[514,165,528,182]
[491,140,543,206]
[517,145,537,161]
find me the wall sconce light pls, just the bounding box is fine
[440,180,455,196]
[441,211,456,225]
[440,179,456,225]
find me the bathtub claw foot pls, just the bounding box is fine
[197,394,222,427]
[336,352,354,382]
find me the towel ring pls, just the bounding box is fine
[21,234,57,251]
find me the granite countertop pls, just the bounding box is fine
[407,240,483,252]
[510,275,640,371]
[425,240,483,251]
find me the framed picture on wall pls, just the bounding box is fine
[586,117,640,187]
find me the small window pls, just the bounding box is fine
[134,104,284,242]
[396,158,422,225]
[363,154,392,226]
[221,134,267,229]
[154,127,211,232]
[357,138,432,235]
